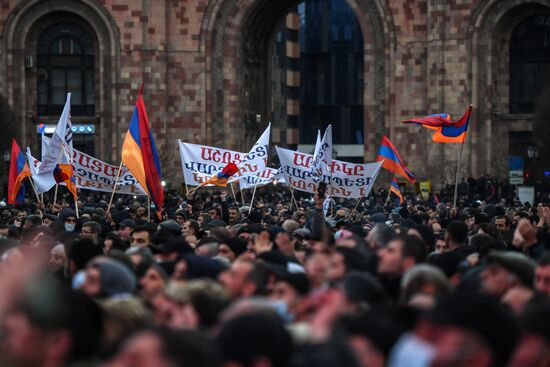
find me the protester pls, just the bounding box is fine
[0,174,549,367]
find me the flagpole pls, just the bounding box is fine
[107,161,124,214]
[27,176,42,205]
[289,185,299,212]
[353,196,364,213]
[25,153,43,205]
[52,129,66,210]
[453,140,466,208]
[74,192,79,218]
[230,182,237,203]
[385,175,393,206]
[53,184,59,207]
[239,182,245,206]
[249,184,257,215]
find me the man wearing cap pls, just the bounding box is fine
[60,208,78,233]
[153,238,194,263]
[158,219,183,237]
[480,250,535,297]
[217,237,248,263]
[269,265,309,319]
[81,257,137,298]
[118,218,136,242]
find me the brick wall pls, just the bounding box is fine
[0,0,547,186]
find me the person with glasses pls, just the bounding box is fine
[81,221,101,240]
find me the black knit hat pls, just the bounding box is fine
[219,237,247,257]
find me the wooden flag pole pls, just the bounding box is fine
[385,175,393,206]
[240,183,245,206]
[249,184,258,215]
[74,193,80,218]
[53,184,59,207]
[230,182,237,203]
[147,195,151,222]
[107,161,124,214]
[290,186,299,212]
[27,177,42,205]
[353,196,364,213]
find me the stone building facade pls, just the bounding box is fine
[0,0,548,186]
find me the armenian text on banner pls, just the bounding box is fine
[239,167,284,190]
[275,146,383,199]
[28,149,146,195]
[178,141,262,186]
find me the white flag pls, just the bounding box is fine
[26,148,56,194]
[39,93,72,173]
[323,195,333,217]
[312,130,321,155]
[310,125,332,182]
[230,123,271,183]
[42,135,70,164]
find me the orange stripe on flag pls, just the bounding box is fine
[121,132,150,196]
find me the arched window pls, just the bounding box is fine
[37,23,94,116]
[510,16,550,114]
[273,0,363,147]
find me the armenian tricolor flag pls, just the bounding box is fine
[8,139,31,204]
[121,86,164,212]
[403,105,472,143]
[376,136,416,183]
[202,163,239,187]
[390,178,404,205]
[53,164,77,199]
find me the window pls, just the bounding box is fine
[37,23,95,116]
[510,16,550,114]
[275,0,363,144]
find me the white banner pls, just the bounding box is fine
[28,148,146,195]
[239,167,285,190]
[235,124,270,183]
[275,146,383,199]
[179,141,269,186]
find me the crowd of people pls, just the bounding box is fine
[0,175,549,367]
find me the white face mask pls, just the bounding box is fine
[388,333,436,367]
[65,223,76,232]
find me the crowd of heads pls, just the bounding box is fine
[0,175,549,367]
